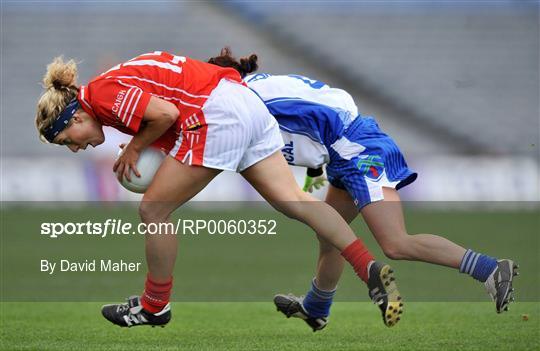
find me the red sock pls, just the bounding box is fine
[341,239,375,283]
[141,274,173,314]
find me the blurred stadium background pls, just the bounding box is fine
[1,0,538,204]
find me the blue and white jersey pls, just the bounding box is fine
[246,73,359,169]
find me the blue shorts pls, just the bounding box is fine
[326,116,417,210]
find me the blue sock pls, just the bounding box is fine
[460,249,498,283]
[302,278,336,318]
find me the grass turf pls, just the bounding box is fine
[1,302,539,350]
[2,207,539,302]
[2,206,539,349]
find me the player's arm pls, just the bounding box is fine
[114,96,179,182]
[303,167,327,193]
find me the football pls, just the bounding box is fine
[117,146,166,193]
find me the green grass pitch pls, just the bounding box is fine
[1,205,539,350]
[1,302,539,350]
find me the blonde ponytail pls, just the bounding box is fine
[36,56,80,142]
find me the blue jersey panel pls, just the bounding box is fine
[326,117,417,209]
[265,98,352,147]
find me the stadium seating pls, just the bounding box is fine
[2,1,538,202]
[224,1,539,155]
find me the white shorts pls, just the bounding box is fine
[169,79,284,172]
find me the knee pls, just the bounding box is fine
[138,201,154,223]
[380,237,410,260]
[139,200,169,224]
[275,201,305,222]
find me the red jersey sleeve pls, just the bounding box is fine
[88,79,152,133]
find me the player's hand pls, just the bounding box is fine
[303,174,327,193]
[113,143,141,183]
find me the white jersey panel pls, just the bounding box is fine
[246,74,359,118]
[280,131,329,169]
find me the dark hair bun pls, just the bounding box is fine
[207,48,259,78]
[240,54,258,76]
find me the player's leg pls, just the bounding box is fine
[362,187,518,312]
[242,152,361,250]
[139,158,220,281]
[304,186,357,315]
[101,157,220,327]
[242,152,402,327]
[273,185,357,331]
[241,151,365,255]
[315,185,359,289]
[362,187,466,266]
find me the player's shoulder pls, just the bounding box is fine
[245,72,274,84]
[245,73,299,83]
[246,73,328,89]
[86,75,124,95]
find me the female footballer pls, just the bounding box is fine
[35,51,403,329]
[208,48,518,331]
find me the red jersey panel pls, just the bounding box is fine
[77,51,243,152]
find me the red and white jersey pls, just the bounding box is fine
[77,51,243,152]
